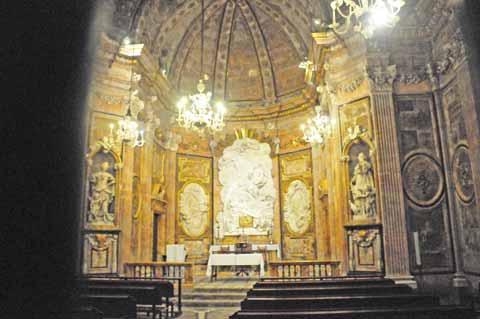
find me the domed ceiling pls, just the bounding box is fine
[135,0,332,115]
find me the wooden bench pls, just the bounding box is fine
[231,277,475,319]
[247,284,412,297]
[231,305,474,319]
[254,277,394,289]
[79,294,136,319]
[240,294,439,311]
[79,278,174,318]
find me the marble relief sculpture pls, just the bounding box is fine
[217,138,275,238]
[349,152,376,219]
[180,183,208,237]
[285,180,311,234]
[88,162,116,224]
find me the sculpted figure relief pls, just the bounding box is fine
[285,180,311,234]
[349,153,376,219]
[217,138,275,238]
[88,162,116,224]
[180,183,208,237]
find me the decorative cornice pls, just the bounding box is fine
[336,75,365,93]
[367,65,397,92]
[424,28,469,87]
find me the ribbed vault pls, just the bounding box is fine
[134,0,332,112]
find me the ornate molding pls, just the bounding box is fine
[427,28,468,84]
[367,65,397,92]
[336,75,365,93]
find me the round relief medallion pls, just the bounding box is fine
[284,180,312,235]
[179,183,209,237]
[453,145,475,203]
[403,154,444,207]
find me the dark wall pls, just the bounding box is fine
[3,1,94,317]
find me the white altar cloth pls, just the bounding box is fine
[209,244,281,259]
[206,253,265,277]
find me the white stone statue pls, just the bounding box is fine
[285,180,311,234]
[349,152,376,219]
[179,183,208,237]
[217,138,275,237]
[88,162,115,224]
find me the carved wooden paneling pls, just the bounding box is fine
[82,231,119,275]
[176,154,213,262]
[279,149,315,260]
[394,95,454,273]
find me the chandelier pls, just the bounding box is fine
[106,38,145,148]
[177,78,225,133]
[301,93,332,146]
[329,0,405,38]
[176,0,226,134]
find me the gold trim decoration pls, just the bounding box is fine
[281,153,312,179]
[235,128,257,140]
[178,157,211,184]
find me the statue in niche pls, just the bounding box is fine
[349,152,376,219]
[88,162,116,224]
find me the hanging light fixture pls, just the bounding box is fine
[329,0,405,38]
[301,105,332,145]
[301,85,332,146]
[106,37,145,148]
[176,0,226,134]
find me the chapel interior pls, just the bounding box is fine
[63,0,480,318]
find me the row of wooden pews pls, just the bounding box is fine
[76,277,180,319]
[231,277,475,319]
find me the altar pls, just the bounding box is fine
[209,244,281,258]
[206,253,265,278]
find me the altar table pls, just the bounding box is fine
[209,244,281,258]
[206,253,265,278]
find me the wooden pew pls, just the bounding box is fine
[254,277,394,289]
[231,305,475,319]
[240,294,439,311]
[247,284,412,297]
[231,277,475,319]
[79,294,136,319]
[79,278,174,318]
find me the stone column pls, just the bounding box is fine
[367,65,416,287]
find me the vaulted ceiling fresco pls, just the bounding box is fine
[132,0,332,110]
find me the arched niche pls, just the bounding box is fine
[85,142,123,227]
[341,126,378,223]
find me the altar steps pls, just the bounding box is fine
[182,278,253,309]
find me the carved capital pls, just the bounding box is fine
[367,65,397,92]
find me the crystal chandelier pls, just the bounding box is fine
[329,0,405,38]
[301,105,332,146]
[108,109,145,148]
[177,78,225,133]
[176,0,226,134]
[106,38,145,148]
